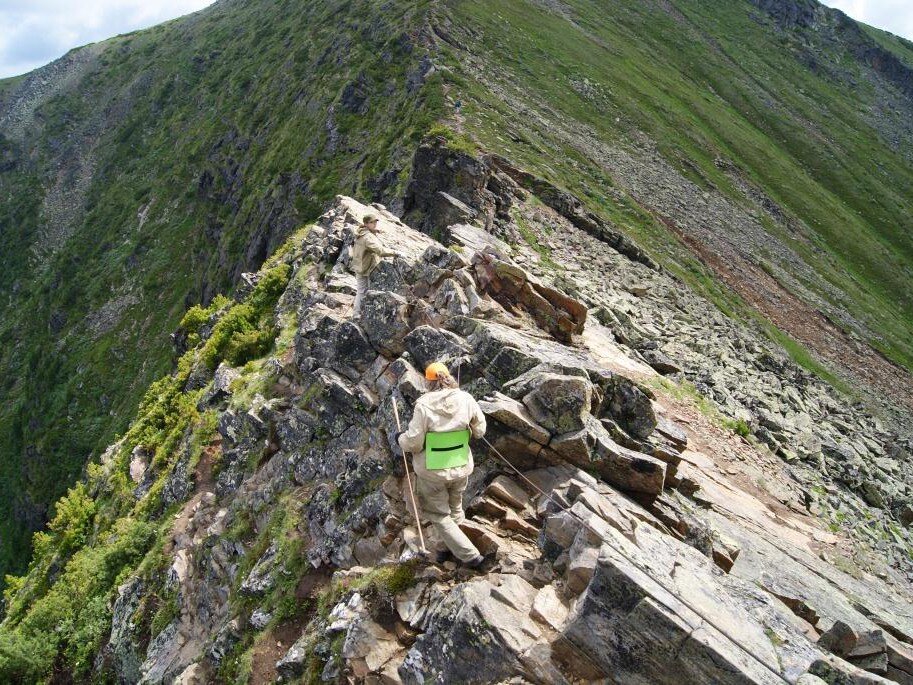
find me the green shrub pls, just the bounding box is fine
[199,264,291,370]
[178,294,232,348]
[424,123,477,155]
[0,517,157,681]
[47,483,96,556]
[0,629,56,684]
[150,588,179,637]
[723,418,751,438]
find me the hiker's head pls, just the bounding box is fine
[425,361,457,390]
[362,214,379,230]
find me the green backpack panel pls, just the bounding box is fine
[424,429,471,470]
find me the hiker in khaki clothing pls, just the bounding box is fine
[351,213,394,317]
[398,362,487,566]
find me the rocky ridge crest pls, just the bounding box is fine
[9,191,908,684]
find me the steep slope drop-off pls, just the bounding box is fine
[0,0,443,583]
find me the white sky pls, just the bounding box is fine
[0,1,911,80]
[0,0,215,78]
[821,0,913,43]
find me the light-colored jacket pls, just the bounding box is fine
[398,388,487,482]
[351,226,393,276]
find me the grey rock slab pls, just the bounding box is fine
[478,392,550,445]
[530,584,570,631]
[398,576,542,685]
[563,523,832,684]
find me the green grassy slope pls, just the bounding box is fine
[439,0,913,368]
[0,0,443,585]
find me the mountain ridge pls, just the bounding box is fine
[0,0,912,680]
[1,193,910,683]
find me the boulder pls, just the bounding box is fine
[531,584,570,631]
[656,416,688,451]
[552,418,666,497]
[403,325,470,371]
[641,349,682,375]
[478,392,550,445]
[434,277,472,316]
[485,345,543,387]
[471,252,587,342]
[566,530,600,594]
[399,575,541,684]
[360,291,411,356]
[485,474,534,510]
[596,375,657,439]
[431,191,477,231]
[420,243,470,272]
[330,320,378,376]
[516,373,592,435]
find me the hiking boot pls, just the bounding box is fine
[463,554,485,569]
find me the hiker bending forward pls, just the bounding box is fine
[351,213,394,317]
[398,362,487,567]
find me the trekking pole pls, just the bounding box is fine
[392,397,428,555]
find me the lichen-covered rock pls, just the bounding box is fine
[515,373,593,435]
[360,290,411,356]
[106,577,146,684]
[403,325,471,371]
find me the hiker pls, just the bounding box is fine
[398,362,487,567]
[350,213,395,317]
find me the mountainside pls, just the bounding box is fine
[1,0,912,682]
[2,0,912,585]
[438,0,913,398]
[0,0,442,582]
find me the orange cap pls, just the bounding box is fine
[425,362,451,381]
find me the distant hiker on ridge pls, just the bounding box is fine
[351,213,395,318]
[398,362,487,568]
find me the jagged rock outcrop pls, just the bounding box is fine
[39,195,906,684]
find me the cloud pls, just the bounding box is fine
[821,0,913,41]
[0,0,215,79]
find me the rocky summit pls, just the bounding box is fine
[1,193,911,684]
[2,0,913,683]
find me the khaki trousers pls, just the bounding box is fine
[414,474,480,562]
[353,273,369,316]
